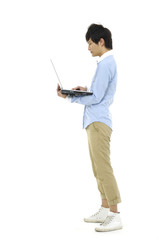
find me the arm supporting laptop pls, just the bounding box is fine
[71,64,110,106]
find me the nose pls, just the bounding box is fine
[88,45,91,51]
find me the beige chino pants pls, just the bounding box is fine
[86,122,121,206]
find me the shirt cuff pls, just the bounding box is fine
[66,95,72,102]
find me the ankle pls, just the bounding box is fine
[101,199,109,208]
[110,210,118,213]
[101,205,109,209]
[110,205,118,213]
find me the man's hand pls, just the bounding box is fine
[72,86,87,91]
[56,84,67,98]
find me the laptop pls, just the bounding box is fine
[50,59,93,96]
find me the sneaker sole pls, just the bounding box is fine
[95,226,123,232]
[84,218,104,223]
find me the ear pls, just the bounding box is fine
[98,38,105,47]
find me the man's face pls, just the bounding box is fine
[88,38,101,57]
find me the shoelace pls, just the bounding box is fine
[100,216,115,226]
[91,208,102,217]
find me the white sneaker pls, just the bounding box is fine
[84,207,110,223]
[95,211,123,232]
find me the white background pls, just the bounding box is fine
[0,0,159,239]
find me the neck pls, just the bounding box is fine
[99,48,110,57]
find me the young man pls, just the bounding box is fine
[56,24,122,232]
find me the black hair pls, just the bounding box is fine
[85,24,113,49]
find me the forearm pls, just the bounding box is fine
[70,93,101,106]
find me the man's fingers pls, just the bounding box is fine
[72,86,81,90]
[57,83,61,91]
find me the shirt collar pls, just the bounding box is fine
[97,50,113,63]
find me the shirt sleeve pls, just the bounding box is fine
[71,63,110,106]
[65,95,72,102]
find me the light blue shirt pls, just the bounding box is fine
[71,50,117,129]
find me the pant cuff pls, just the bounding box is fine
[100,193,106,199]
[108,198,121,206]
